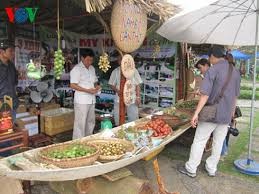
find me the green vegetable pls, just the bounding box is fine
[46,144,96,159]
[175,100,198,109]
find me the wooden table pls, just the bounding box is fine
[0,129,29,153]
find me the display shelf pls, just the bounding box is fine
[95,109,113,114]
[138,57,176,109]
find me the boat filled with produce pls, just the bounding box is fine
[0,102,195,181]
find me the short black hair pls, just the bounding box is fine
[0,39,15,50]
[208,45,226,58]
[195,58,210,69]
[80,48,95,58]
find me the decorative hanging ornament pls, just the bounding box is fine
[54,0,65,80]
[26,59,46,80]
[123,80,135,106]
[54,49,65,80]
[111,0,147,53]
[98,52,111,73]
[121,54,135,79]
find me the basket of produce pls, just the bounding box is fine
[175,100,198,115]
[144,118,173,138]
[175,100,198,110]
[151,114,189,129]
[39,142,99,168]
[85,138,135,162]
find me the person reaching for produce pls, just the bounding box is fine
[194,58,211,96]
[70,49,100,139]
[109,52,143,126]
[178,45,241,178]
[195,58,213,151]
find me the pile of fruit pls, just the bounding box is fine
[145,118,172,137]
[175,100,198,109]
[46,144,96,159]
[98,53,111,73]
[99,142,126,156]
[54,49,65,79]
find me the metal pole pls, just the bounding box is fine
[248,0,259,164]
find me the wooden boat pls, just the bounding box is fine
[0,113,191,181]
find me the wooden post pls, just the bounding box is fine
[119,66,126,125]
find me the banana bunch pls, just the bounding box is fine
[98,53,111,73]
[54,49,65,80]
[152,41,161,60]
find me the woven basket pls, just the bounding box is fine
[39,142,99,168]
[111,0,147,53]
[85,138,135,162]
[151,114,190,129]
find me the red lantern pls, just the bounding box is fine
[0,103,13,134]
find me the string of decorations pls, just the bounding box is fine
[54,0,65,80]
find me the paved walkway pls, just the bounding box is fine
[237,99,259,108]
[241,81,259,87]
[31,154,259,194]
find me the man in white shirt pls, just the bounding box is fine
[70,49,100,139]
[109,55,143,126]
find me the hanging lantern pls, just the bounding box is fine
[0,98,13,135]
[111,0,147,53]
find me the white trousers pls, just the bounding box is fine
[185,122,228,174]
[113,102,139,126]
[73,104,95,139]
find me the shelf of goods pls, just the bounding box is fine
[138,61,176,109]
[0,104,194,182]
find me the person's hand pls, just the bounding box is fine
[135,97,141,106]
[87,88,99,94]
[232,111,235,119]
[195,89,201,96]
[96,85,101,91]
[116,89,121,96]
[191,113,198,128]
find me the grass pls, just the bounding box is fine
[239,90,259,100]
[218,108,259,182]
[241,76,259,82]
[240,85,259,91]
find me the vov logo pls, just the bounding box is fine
[5,7,39,24]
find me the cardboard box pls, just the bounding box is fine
[16,104,27,113]
[16,112,31,119]
[16,115,38,136]
[41,108,74,136]
[29,103,60,115]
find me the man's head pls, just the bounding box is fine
[208,45,226,65]
[195,58,210,75]
[225,52,235,66]
[0,39,15,62]
[80,48,95,68]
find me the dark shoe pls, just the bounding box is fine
[178,166,196,178]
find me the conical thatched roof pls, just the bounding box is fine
[73,0,180,21]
